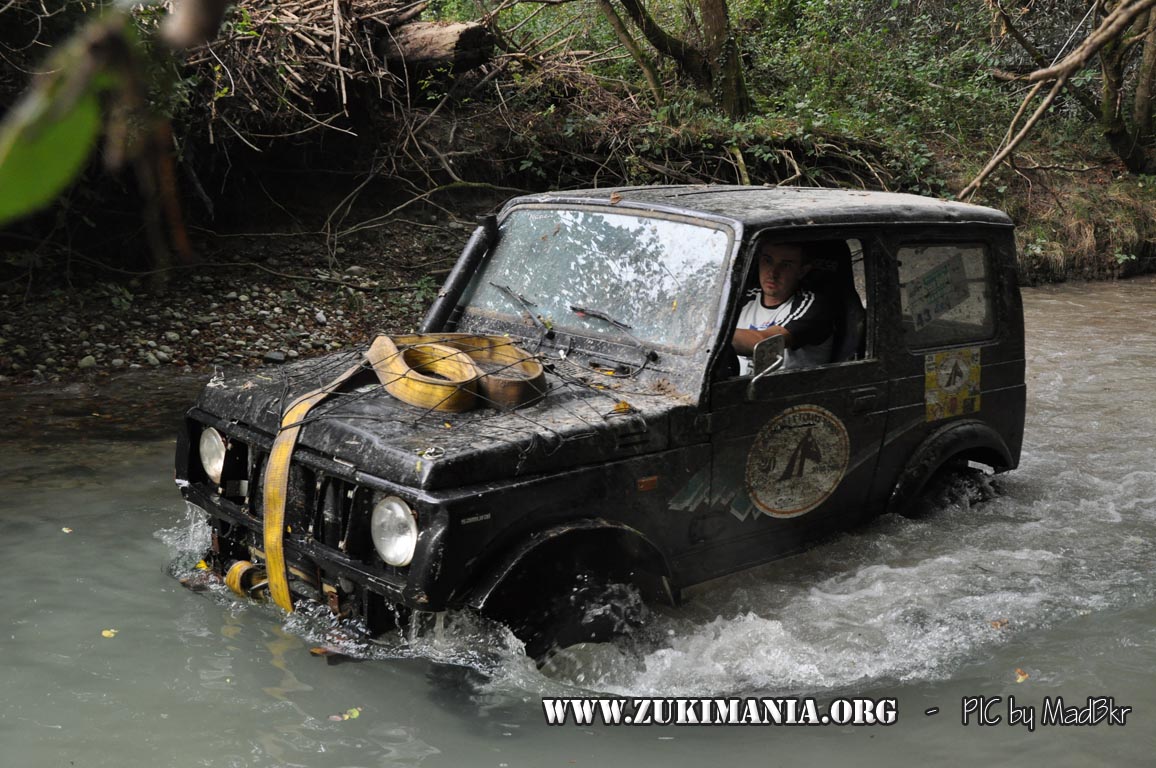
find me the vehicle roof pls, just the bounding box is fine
[503,185,1013,229]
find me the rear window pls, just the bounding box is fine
[898,243,994,348]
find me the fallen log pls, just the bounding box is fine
[379,21,494,72]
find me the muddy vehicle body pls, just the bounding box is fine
[175,186,1025,657]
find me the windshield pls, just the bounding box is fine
[459,206,733,352]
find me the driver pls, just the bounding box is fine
[732,241,835,375]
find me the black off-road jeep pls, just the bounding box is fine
[175,186,1025,658]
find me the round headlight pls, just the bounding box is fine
[199,426,227,484]
[371,496,418,566]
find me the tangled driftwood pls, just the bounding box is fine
[179,0,492,139]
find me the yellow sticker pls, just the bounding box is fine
[925,348,981,422]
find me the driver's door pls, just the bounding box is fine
[672,235,893,585]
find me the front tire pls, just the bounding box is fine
[516,571,647,662]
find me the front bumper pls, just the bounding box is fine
[177,410,448,626]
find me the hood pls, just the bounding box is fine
[193,352,694,491]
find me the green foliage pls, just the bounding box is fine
[0,85,102,226]
[0,11,138,228]
[95,281,135,310]
[741,0,1014,146]
[413,275,439,304]
[426,0,481,21]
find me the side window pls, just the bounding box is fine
[898,243,994,348]
[728,237,871,378]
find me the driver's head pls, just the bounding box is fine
[757,242,810,306]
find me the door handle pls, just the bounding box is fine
[850,386,880,413]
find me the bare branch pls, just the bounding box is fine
[1030,0,1156,82]
[960,79,1058,200]
[615,0,710,85]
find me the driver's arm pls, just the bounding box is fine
[732,326,793,356]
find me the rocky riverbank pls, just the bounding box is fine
[0,223,466,386]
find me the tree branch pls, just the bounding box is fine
[1029,0,1156,82]
[614,0,710,86]
[960,79,1057,200]
[993,1,1101,120]
[595,0,663,106]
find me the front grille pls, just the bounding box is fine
[307,476,375,560]
[212,434,380,567]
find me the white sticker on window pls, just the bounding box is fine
[908,252,969,332]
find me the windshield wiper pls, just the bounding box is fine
[489,282,553,339]
[569,305,658,362]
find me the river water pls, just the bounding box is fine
[2,278,1154,766]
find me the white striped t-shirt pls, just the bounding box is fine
[736,289,834,374]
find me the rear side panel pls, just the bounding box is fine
[874,225,1025,497]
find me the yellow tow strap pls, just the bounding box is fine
[262,334,545,612]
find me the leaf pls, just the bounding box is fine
[0,85,102,227]
[1015,667,1029,683]
[329,706,362,721]
[612,400,632,414]
[101,628,118,638]
[989,618,1009,630]
[61,527,73,534]
[194,560,209,570]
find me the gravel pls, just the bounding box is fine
[0,228,458,385]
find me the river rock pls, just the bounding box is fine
[78,355,97,369]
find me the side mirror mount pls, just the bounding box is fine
[752,335,785,377]
[746,335,785,399]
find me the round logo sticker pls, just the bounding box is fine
[935,353,971,393]
[745,405,850,518]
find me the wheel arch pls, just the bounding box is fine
[466,519,674,621]
[886,419,1013,516]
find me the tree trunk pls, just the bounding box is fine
[1096,11,1156,171]
[1104,125,1156,172]
[1132,10,1156,137]
[699,0,751,118]
[596,0,664,106]
[379,21,494,72]
[615,0,711,86]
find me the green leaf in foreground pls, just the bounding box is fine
[0,83,102,227]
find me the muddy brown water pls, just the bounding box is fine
[2,279,1155,766]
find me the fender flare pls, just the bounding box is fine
[466,519,674,613]
[887,419,1013,515]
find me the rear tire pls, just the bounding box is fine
[902,463,999,518]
